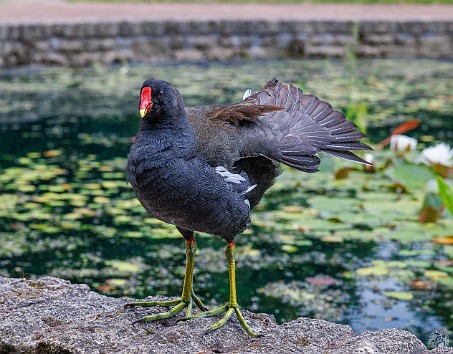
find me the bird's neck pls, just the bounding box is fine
[139,106,188,131]
[135,113,196,159]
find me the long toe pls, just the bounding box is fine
[124,298,181,309]
[181,303,260,337]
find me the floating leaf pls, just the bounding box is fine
[424,270,449,280]
[334,167,353,180]
[43,150,63,158]
[321,235,344,243]
[410,279,430,290]
[281,245,298,253]
[419,192,445,223]
[385,160,434,192]
[384,291,413,301]
[108,260,141,274]
[282,205,304,213]
[433,236,453,245]
[356,265,389,277]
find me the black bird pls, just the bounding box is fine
[126,78,371,336]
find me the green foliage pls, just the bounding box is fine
[384,291,413,301]
[436,175,453,217]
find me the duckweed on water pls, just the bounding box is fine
[1,59,453,344]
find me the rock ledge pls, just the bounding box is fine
[0,276,443,353]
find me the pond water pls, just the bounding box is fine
[1,59,452,345]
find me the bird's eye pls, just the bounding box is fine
[158,90,164,98]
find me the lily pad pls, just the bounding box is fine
[384,291,414,301]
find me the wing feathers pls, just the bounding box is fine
[208,102,283,125]
[244,79,372,172]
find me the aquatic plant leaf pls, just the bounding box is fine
[436,175,453,217]
[424,270,449,280]
[282,245,298,253]
[384,291,413,301]
[419,192,445,223]
[385,160,434,193]
[334,167,353,180]
[108,260,141,274]
[433,236,453,245]
[356,265,389,277]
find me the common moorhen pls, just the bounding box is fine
[125,78,371,336]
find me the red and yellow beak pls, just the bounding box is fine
[139,87,153,119]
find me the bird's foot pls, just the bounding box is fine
[181,303,260,337]
[125,289,208,323]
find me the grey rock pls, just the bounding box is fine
[0,276,439,354]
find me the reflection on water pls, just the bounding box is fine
[1,59,453,345]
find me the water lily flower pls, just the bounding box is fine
[363,153,376,173]
[242,89,252,100]
[390,134,417,152]
[418,143,453,167]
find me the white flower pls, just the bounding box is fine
[364,153,375,164]
[390,134,417,152]
[419,143,453,167]
[363,153,376,173]
[242,89,252,100]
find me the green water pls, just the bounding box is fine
[1,59,453,345]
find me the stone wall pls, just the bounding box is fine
[1,19,452,67]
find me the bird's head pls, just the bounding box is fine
[139,78,184,121]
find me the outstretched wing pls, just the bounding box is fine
[242,79,372,172]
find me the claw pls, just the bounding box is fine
[126,292,208,324]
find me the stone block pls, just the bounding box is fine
[363,34,395,45]
[34,52,68,66]
[206,47,235,61]
[73,23,98,38]
[173,48,205,62]
[119,21,143,36]
[142,21,166,36]
[7,25,20,40]
[56,39,85,52]
[94,22,120,37]
[384,44,417,57]
[190,35,218,50]
[169,35,185,50]
[131,37,171,61]
[86,38,116,51]
[219,35,233,47]
[417,34,452,57]
[68,52,100,67]
[356,44,383,57]
[218,20,240,35]
[34,40,51,52]
[395,33,416,45]
[332,34,354,46]
[310,33,335,45]
[0,26,8,41]
[20,24,47,40]
[286,38,306,57]
[291,21,314,35]
[306,45,344,57]
[360,21,397,34]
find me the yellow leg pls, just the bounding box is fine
[125,237,208,322]
[183,242,259,337]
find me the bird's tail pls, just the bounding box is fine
[244,79,372,173]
